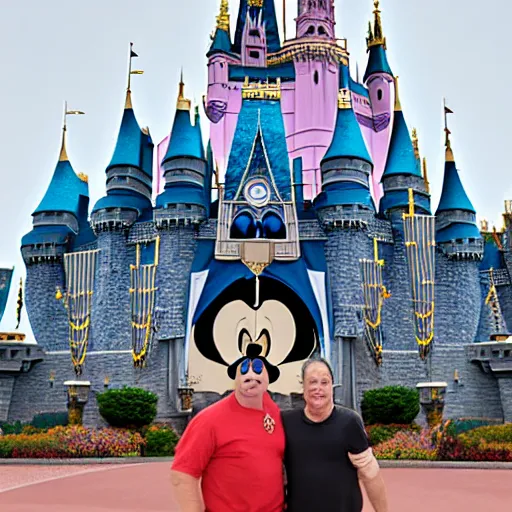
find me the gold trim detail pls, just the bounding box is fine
[367,0,387,50]
[216,0,230,32]
[248,0,263,6]
[242,77,281,100]
[338,88,351,109]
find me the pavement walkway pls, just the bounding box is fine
[0,462,509,511]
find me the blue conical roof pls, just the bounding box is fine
[34,159,89,218]
[436,160,476,214]
[163,109,204,163]
[233,0,281,54]
[364,45,393,82]
[322,106,372,165]
[108,93,153,177]
[382,111,422,179]
[208,28,232,56]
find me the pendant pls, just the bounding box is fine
[263,413,276,434]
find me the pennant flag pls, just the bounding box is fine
[15,277,23,330]
[444,106,454,114]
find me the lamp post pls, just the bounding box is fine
[416,382,448,427]
[64,380,91,425]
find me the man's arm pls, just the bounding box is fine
[348,448,389,512]
[170,470,204,512]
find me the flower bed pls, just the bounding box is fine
[373,429,437,460]
[0,426,144,458]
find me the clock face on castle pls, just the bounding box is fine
[189,276,318,394]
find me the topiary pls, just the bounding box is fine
[31,412,68,430]
[96,387,158,429]
[361,386,420,425]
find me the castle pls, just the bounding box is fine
[1,0,511,426]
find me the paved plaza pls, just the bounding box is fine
[0,462,508,511]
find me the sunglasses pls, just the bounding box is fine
[240,358,264,375]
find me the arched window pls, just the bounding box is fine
[306,25,315,35]
[377,89,383,101]
[314,70,319,85]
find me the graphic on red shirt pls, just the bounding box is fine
[172,392,285,512]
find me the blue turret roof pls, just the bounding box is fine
[322,103,372,165]
[34,157,89,219]
[364,45,393,83]
[163,108,204,163]
[21,225,73,247]
[481,236,504,271]
[379,190,431,216]
[382,111,422,179]
[436,160,476,214]
[155,186,208,209]
[208,28,232,56]
[108,93,153,177]
[233,0,281,54]
[315,182,375,211]
[92,191,151,215]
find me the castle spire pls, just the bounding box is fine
[177,70,192,111]
[217,0,230,32]
[444,99,455,162]
[367,1,386,49]
[126,43,143,110]
[393,76,401,112]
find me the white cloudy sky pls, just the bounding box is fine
[0,0,510,336]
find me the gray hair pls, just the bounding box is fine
[301,357,334,383]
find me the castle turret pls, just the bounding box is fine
[363,1,394,203]
[91,88,153,230]
[380,79,430,221]
[21,115,89,350]
[315,68,375,406]
[154,77,208,359]
[296,0,336,40]
[434,113,483,346]
[233,0,281,56]
[90,51,154,351]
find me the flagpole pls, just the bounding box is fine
[283,0,287,41]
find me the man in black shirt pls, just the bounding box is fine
[282,358,389,512]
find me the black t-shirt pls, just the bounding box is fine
[281,406,370,512]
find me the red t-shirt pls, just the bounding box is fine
[171,392,285,512]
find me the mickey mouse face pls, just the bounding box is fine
[193,277,318,369]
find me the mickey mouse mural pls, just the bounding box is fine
[185,101,331,394]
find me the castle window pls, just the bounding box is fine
[377,89,383,101]
[249,50,260,59]
[249,29,261,38]
[318,26,327,36]
[314,70,319,85]
[306,25,315,35]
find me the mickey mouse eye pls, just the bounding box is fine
[252,359,264,375]
[241,358,251,375]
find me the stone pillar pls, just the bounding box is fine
[497,379,512,423]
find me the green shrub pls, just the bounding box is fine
[0,421,24,435]
[31,412,68,430]
[97,387,158,429]
[366,424,421,446]
[145,424,180,457]
[361,386,420,425]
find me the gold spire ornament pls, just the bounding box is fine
[367,0,387,49]
[60,101,85,162]
[126,42,144,109]
[444,99,455,162]
[412,128,419,159]
[216,0,230,32]
[177,69,192,111]
[393,76,401,112]
[423,157,430,194]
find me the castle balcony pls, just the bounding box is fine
[318,205,374,231]
[438,239,484,260]
[268,37,348,66]
[154,205,206,229]
[0,333,44,374]
[21,243,66,264]
[467,339,512,376]
[91,208,138,234]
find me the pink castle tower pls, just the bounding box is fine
[362,1,395,203]
[241,11,267,67]
[282,0,339,200]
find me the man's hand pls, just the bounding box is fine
[170,470,205,512]
[349,448,389,512]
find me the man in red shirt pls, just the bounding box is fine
[171,343,285,512]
